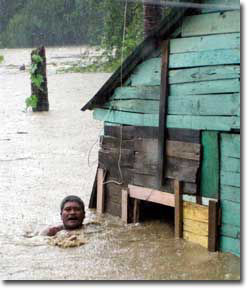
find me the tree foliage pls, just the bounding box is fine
[0,0,103,47]
[99,0,144,60]
[0,0,146,65]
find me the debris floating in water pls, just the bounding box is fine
[47,230,87,248]
[19,64,25,71]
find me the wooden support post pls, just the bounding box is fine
[96,168,105,214]
[158,40,170,187]
[174,179,183,238]
[196,195,202,205]
[208,200,219,251]
[133,199,140,223]
[88,168,98,209]
[121,189,128,223]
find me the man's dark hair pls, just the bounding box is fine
[60,195,85,214]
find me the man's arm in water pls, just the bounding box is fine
[40,225,64,236]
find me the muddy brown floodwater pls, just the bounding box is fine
[0,47,240,280]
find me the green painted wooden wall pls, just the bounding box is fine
[92,1,241,257]
[94,29,240,131]
[200,0,240,14]
[200,131,219,199]
[219,133,240,257]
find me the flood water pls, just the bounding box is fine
[0,47,240,280]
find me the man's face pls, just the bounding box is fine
[61,201,85,230]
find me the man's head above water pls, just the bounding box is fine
[60,195,85,230]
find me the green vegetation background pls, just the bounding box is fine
[0,0,146,63]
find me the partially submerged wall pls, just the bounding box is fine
[220,133,240,256]
[99,125,201,217]
[92,1,240,256]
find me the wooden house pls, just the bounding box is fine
[81,0,240,257]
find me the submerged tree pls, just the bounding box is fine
[26,47,49,112]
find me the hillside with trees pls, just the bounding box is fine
[0,0,103,47]
[1,0,177,71]
[1,0,145,58]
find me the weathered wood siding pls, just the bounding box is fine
[182,11,240,36]
[94,9,240,131]
[99,125,201,215]
[92,1,241,257]
[219,133,240,257]
[200,0,240,14]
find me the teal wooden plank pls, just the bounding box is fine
[107,93,239,116]
[127,57,240,86]
[221,199,240,226]
[126,36,240,87]
[168,93,240,116]
[126,58,161,86]
[105,99,159,114]
[220,185,240,203]
[169,65,240,84]
[182,194,217,206]
[169,49,240,68]
[182,11,240,37]
[221,133,240,158]
[221,156,240,173]
[220,236,240,257]
[93,109,240,131]
[170,79,240,96]
[170,33,240,54]
[93,108,159,127]
[167,115,240,131]
[200,131,219,199]
[231,117,240,129]
[220,223,240,239]
[221,171,240,187]
[201,0,240,13]
[111,86,160,100]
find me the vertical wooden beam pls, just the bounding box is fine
[200,131,219,199]
[174,179,183,238]
[121,189,128,223]
[133,199,140,223]
[158,40,170,187]
[96,168,105,214]
[208,200,219,252]
[88,168,98,209]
